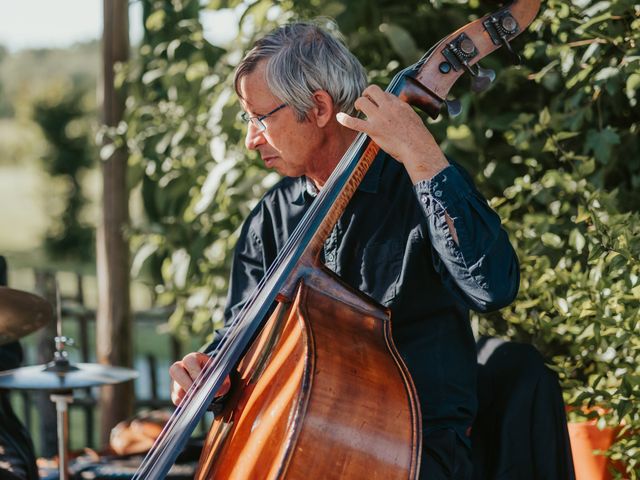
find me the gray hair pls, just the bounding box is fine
[234,21,367,121]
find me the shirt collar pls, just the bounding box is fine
[293,150,386,204]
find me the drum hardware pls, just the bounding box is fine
[0,284,138,480]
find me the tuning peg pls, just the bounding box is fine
[501,38,522,65]
[492,14,522,65]
[445,98,462,117]
[470,64,496,93]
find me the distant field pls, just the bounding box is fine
[0,158,101,250]
[0,163,108,304]
[0,163,53,252]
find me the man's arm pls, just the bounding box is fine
[169,213,266,405]
[414,162,520,312]
[207,213,267,352]
[337,85,519,312]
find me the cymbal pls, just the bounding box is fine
[0,286,53,346]
[0,361,138,390]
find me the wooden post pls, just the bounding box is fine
[98,0,133,448]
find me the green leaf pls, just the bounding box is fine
[167,39,181,61]
[575,12,612,34]
[186,61,209,82]
[626,73,640,101]
[577,158,596,176]
[100,143,116,161]
[575,206,591,223]
[379,23,422,65]
[539,107,551,127]
[584,127,620,164]
[446,125,476,152]
[142,68,165,85]
[566,65,593,89]
[146,10,167,32]
[541,232,564,248]
[554,131,581,141]
[569,229,586,254]
[131,242,159,277]
[594,67,620,82]
[556,297,570,315]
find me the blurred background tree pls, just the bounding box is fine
[32,85,96,262]
[0,41,100,265]
[122,0,639,475]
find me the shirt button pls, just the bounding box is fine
[326,252,335,262]
[420,194,430,206]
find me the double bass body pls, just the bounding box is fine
[196,267,422,479]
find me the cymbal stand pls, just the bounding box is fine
[50,281,75,370]
[50,390,73,480]
[50,281,74,480]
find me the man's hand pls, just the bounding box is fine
[336,84,449,183]
[169,352,231,406]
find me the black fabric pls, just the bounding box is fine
[472,338,576,480]
[421,428,473,480]
[0,256,6,286]
[0,256,39,480]
[0,469,27,480]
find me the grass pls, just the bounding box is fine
[0,163,55,252]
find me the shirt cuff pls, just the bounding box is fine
[413,164,472,215]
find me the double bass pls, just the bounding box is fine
[133,1,541,478]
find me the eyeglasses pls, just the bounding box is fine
[240,103,288,132]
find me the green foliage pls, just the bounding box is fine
[32,85,95,261]
[0,46,16,124]
[122,0,281,337]
[482,171,640,474]
[0,41,98,122]
[0,80,15,118]
[124,0,639,473]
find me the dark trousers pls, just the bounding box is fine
[472,339,576,480]
[420,429,473,480]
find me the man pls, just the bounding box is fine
[170,22,519,479]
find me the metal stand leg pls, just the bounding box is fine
[50,392,73,480]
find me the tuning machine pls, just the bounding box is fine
[484,12,522,65]
[445,98,462,117]
[441,33,496,93]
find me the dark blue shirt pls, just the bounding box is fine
[216,153,520,445]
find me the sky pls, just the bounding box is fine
[0,0,237,52]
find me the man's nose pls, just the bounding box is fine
[245,122,265,150]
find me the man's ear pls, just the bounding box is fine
[310,90,335,128]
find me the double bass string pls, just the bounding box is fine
[135,68,412,478]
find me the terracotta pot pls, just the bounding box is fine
[568,419,620,480]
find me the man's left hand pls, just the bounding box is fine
[336,85,449,183]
